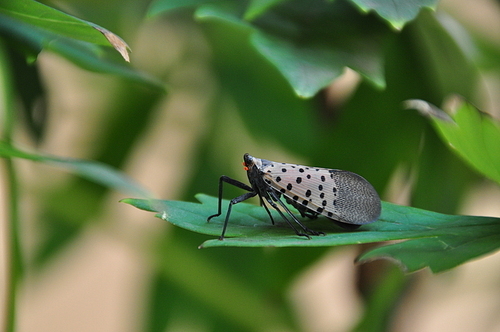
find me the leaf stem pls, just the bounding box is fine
[0,38,23,332]
[3,157,22,332]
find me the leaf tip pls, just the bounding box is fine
[92,25,131,62]
[356,252,410,273]
[404,99,453,122]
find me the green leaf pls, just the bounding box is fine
[122,194,500,273]
[353,265,409,332]
[243,0,288,20]
[251,30,385,98]
[195,4,319,155]
[348,0,439,30]
[148,0,221,17]
[150,0,443,98]
[406,98,500,185]
[0,0,129,60]
[196,0,387,97]
[407,10,478,99]
[0,143,150,197]
[150,238,292,331]
[357,232,500,274]
[0,4,164,90]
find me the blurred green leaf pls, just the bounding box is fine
[244,0,288,20]
[353,265,409,332]
[0,143,150,197]
[123,194,500,272]
[251,0,388,97]
[349,0,439,30]
[148,0,221,17]
[196,0,387,98]
[251,28,384,98]
[408,10,478,100]
[149,237,292,331]
[389,11,479,213]
[150,0,443,98]
[0,6,165,90]
[8,47,47,142]
[195,7,319,155]
[0,0,129,59]
[407,98,500,185]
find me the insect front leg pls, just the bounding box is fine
[218,191,257,240]
[207,175,254,222]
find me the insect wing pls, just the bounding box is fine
[262,163,380,225]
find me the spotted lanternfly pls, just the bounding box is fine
[208,153,381,240]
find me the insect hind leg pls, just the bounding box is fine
[265,191,324,238]
[285,197,319,220]
[259,196,275,225]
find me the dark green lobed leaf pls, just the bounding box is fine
[195,1,387,98]
[148,0,441,97]
[122,194,500,273]
[349,0,439,30]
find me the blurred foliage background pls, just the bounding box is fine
[2,0,500,331]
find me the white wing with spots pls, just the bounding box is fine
[259,161,381,225]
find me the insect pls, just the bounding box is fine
[208,153,381,240]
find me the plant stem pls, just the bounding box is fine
[4,157,22,332]
[0,39,22,332]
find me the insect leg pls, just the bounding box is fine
[259,196,275,225]
[207,175,253,222]
[285,197,319,220]
[219,191,257,240]
[269,191,324,237]
[259,191,314,238]
[262,197,310,238]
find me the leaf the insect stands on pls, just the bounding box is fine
[122,194,500,273]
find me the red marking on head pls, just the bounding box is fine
[243,166,249,171]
